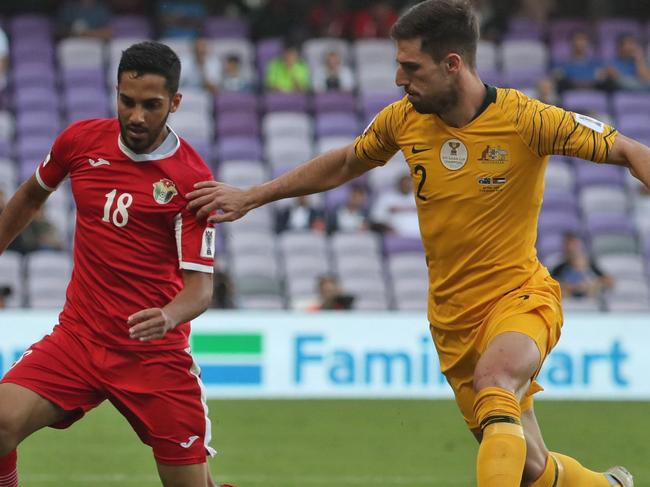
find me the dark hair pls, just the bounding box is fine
[391,0,479,68]
[118,41,181,94]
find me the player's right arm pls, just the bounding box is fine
[188,144,372,223]
[187,100,404,223]
[0,175,51,254]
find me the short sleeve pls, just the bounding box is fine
[35,125,78,192]
[353,100,403,167]
[174,206,215,274]
[505,90,618,163]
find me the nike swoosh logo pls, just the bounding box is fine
[180,435,200,448]
[88,158,111,167]
[411,146,431,154]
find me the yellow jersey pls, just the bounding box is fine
[354,86,617,331]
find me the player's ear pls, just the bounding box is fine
[169,92,182,113]
[444,53,462,74]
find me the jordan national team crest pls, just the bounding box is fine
[152,178,178,204]
[440,139,468,171]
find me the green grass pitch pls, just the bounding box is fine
[18,399,648,486]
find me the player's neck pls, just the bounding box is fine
[142,126,171,154]
[438,73,487,129]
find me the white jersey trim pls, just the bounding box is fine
[180,262,214,274]
[186,349,217,458]
[35,167,56,192]
[117,125,180,162]
[174,213,183,264]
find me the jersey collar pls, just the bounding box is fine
[117,125,180,162]
[470,84,497,123]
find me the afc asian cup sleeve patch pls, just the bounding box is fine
[574,113,605,134]
[200,227,216,259]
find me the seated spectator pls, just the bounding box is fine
[220,54,254,92]
[309,274,355,311]
[551,232,614,299]
[534,77,559,105]
[554,31,605,91]
[181,37,222,93]
[309,0,353,38]
[8,208,65,254]
[603,33,650,91]
[371,174,420,238]
[56,0,112,40]
[351,1,398,38]
[0,286,11,309]
[157,0,206,39]
[276,195,325,233]
[328,186,370,233]
[265,44,310,92]
[312,50,355,93]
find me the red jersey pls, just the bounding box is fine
[35,119,215,351]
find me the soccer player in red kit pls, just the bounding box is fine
[0,42,229,487]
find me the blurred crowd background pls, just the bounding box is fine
[1,0,650,313]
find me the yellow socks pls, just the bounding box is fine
[474,387,527,487]
[535,452,616,487]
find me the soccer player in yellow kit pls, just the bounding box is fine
[187,1,650,486]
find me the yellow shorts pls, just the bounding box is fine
[431,267,563,431]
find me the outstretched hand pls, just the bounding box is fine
[186,181,252,224]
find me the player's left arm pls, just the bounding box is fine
[604,133,650,190]
[127,270,213,342]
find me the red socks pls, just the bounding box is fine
[0,450,17,487]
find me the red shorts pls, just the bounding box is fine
[1,325,215,465]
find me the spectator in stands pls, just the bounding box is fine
[328,185,370,233]
[310,274,355,311]
[371,174,420,238]
[534,77,559,105]
[604,33,650,91]
[551,232,614,299]
[276,195,325,233]
[265,44,310,92]
[554,31,605,91]
[8,208,65,254]
[0,286,11,310]
[351,1,398,38]
[220,54,254,92]
[157,0,206,39]
[181,37,222,93]
[309,0,353,38]
[312,50,355,93]
[56,0,112,40]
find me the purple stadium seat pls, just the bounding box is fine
[0,139,11,159]
[61,68,106,90]
[542,189,578,212]
[315,112,360,137]
[11,64,56,89]
[383,235,424,254]
[111,15,153,39]
[10,15,52,40]
[503,17,545,41]
[204,17,249,39]
[360,91,403,120]
[215,92,258,114]
[216,111,260,137]
[63,88,109,114]
[585,212,636,237]
[596,19,641,60]
[561,90,609,115]
[216,136,263,161]
[615,114,650,139]
[66,107,110,124]
[313,92,357,114]
[612,92,650,118]
[256,38,284,75]
[183,138,214,165]
[17,136,52,181]
[536,232,566,259]
[11,39,54,64]
[14,87,59,112]
[263,92,309,113]
[502,68,547,90]
[537,209,581,236]
[479,69,502,87]
[16,111,60,138]
[574,160,626,188]
[324,184,352,210]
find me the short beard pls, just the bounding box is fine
[119,112,170,153]
[410,84,459,116]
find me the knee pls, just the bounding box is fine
[473,367,518,394]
